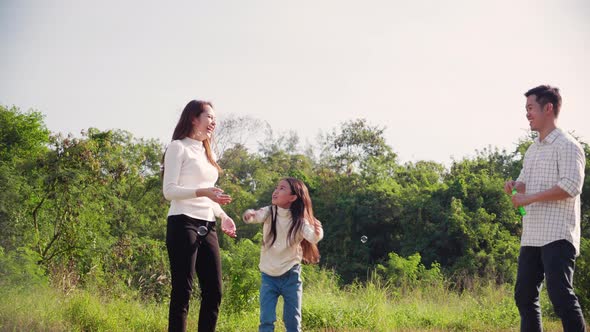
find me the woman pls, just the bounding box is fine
[162,100,237,332]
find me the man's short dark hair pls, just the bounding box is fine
[525,85,562,117]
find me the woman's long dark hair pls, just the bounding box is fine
[266,177,321,264]
[161,100,221,177]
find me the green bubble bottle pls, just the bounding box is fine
[511,188,527,216]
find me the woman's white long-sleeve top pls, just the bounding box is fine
[163,137,223,221]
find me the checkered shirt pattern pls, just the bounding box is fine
[516,128,586,255]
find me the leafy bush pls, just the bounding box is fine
[376,252,443,289]
[0,246,47,287]
[99,235,170,302]
[220,237,262,313]
[575,237,590,316]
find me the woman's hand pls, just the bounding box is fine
[197,187,232,205]
[221,215,237,238]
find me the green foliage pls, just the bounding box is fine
[0,105,50,163]
[2,103,590,328]
[62,289,167,331]
[0,162,31,250]
[6,126,169,296]
[4,278,573,331]
[395,153,522,284]
[0,284,70,331]
[580,141,590,238]
[320,118,397,175]
[64,292,120,331]
[97,235,169,302]
[0,246,47,287]
[0,106,50,252]
[220,238,262,313]
[575,238,590,313]
[376,252,443,289]
[301,273,526,332]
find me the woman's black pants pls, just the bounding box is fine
[166,214,222,332]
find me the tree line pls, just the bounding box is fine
[1,105,589,312]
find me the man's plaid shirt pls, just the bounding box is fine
[516,128,586,256]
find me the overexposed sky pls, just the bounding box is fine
[1,0,589,165]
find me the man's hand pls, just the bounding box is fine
[504,180,525,195]
[511,192,530,208]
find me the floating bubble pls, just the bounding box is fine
[360,235,368,244]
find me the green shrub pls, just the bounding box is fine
[220,237,262,313]
[95,235,169,302]
[0,246,48,287]
[376,252,443,289]
[65,292,118,331]
[574,237,590,316]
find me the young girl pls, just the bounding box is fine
[243,177,323,332]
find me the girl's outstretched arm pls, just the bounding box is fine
[242,206,271,224]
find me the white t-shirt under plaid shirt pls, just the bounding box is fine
[516,128,586,256]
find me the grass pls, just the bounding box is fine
[0,276,579,332]
[0,284,167,331]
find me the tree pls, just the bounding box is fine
[319,119,397,175]
[0,106,50,251]
[14,127,170,296]
[214,114,264,158]
[0,105,50,163]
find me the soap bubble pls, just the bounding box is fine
[360,235,368,244]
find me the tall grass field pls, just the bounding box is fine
[0,268,572,332]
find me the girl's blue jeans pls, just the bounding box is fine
[259,264,302,332]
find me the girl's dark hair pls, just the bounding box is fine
[266,177,321,264]
[161,100,221,177]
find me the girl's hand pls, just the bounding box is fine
[197,187,232,205]
[312,219,323,235]
[221,215,237,238]
[305,218,323,235]
[242,209,256,222]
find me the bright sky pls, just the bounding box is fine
[1,0,589,165]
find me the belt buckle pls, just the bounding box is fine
[197,221,214,237]
[197,225,209,236]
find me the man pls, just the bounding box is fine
[504,85,586,332]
